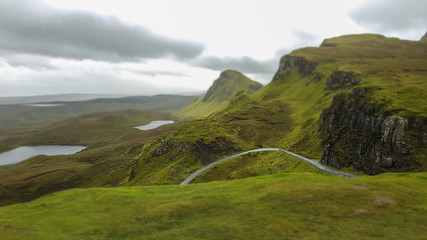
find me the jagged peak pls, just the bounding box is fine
[202,70,262,102]
[176,70,263,119]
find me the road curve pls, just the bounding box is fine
[180,148,357,185]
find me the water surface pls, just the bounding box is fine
[23,104,65,107]
[0,145,86,166]
[135,120,175,130]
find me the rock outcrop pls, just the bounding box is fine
[152,136,237,166]
[274,56,317,80]
[326,71,360,89]
[193,137,237,165]
[319,87,426,174]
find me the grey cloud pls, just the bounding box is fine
[275,48,292,57]
[350,0,427,32]
[194,56,277,74]
[0,0,204,62]
[292,30,318,43]
[193,30,321,76]
[3,55,58,70]
[275,31,319,58]
[130,70,187,77]
[0,69,164,96]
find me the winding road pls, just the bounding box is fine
[180,148,357,185]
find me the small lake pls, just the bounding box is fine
[23,103,65,107]
[135,120,175,130]
[0,145,86,166]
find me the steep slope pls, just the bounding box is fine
[175,70,263,119]
[255,34,427,174]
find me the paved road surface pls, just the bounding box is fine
[180,148,357,185]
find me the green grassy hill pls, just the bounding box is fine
[0,172,425,240]
[175,70,263,119]
[126,34,426,187]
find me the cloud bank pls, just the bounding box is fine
[0,0,331,96]
[194,56,277,74]
[0,0,204,62]
[351,0,427,34]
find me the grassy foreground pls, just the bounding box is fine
[0,172,426,239]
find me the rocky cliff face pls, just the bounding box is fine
[319,87,426,174]
[326,71,360,89]
[271,50,426,175]
[274,56,317,80]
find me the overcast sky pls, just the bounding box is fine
[0,0,426,97]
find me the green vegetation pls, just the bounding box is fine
[0,172,425,240]
[191,151,325,184]
[127,100,296,186]
[175,70,263,119]
[174,97,229,119]
[0,144,15,153]
[0,109,180,206]
[296,34,427,117]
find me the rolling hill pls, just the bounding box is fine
[0,172,425,239]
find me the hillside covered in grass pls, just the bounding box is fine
[175,70,263,119]
[0,172,425,240]
[127,34,427,187]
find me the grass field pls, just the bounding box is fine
[0,172,425,239]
